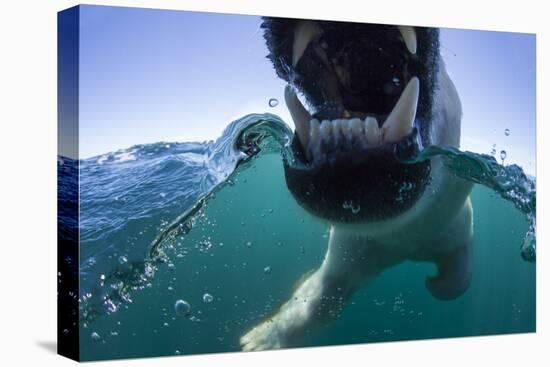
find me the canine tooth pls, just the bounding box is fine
[398,26,417,54]
[364,117,381,145]
[285,85,311,150]
[293,21,322,67]
[382,77,419,143]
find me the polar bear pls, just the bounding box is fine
[240,18,473,351]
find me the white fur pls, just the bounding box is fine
[240,64,473,351]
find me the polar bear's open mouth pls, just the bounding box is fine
[285,24,422,165]
[262,19,440,222]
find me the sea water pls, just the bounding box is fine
[59,114,535,360]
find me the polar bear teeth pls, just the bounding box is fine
[284,77,420,163]
[308,117,382,160]
[397,26,417,54]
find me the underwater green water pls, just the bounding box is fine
[80,153,535,361]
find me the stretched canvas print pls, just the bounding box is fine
[57,4,537,361]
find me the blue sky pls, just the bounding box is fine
[77,5,536,174]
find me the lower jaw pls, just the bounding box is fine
[283,134,431,223]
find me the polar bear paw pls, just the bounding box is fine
[240,318,287,352]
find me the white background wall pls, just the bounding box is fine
[0,1,547,366]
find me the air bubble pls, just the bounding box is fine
[203,293,214,303]
[504,128,510,136]
[342,200,361,214]
[264,266,272,274]
[91,332,101,341]
[174,299,191,317]
[268,98,279,107]
[500,150,507,162]
[104,299,118,313]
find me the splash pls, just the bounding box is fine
[400,145,536,262]
[76,113,535,324]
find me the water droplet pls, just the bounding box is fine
[264,266,271,274]
[174,299,191,317]
[91,332,101,341]
[268,98,279,107]
[246,241,253,248]
[203,293,214,303]
[504,128,510,136]
[500,150,507,161]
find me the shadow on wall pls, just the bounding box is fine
[36,340,57,354]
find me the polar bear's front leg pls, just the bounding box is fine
[240,227,399,351]
[239,263,330,351]
[424,198,474,300]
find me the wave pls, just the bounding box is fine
[60,113,535,324]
